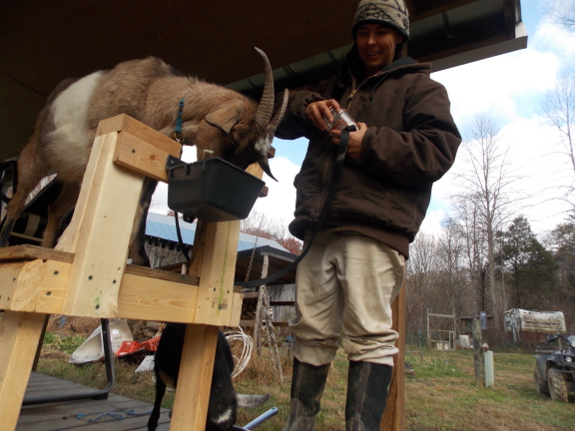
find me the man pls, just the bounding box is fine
[275,0,461,430]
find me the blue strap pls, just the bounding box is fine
[174,96,186,135]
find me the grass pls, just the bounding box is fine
[33,332,575,431]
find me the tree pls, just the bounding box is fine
[450,115,517,328]
[547,214,575,300]
[437,219,473,332]
[498,216,557,309]
[541,70,575,208]
[547,0,575,28]
[406,232,442,334]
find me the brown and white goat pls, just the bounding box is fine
[0,49,287,263]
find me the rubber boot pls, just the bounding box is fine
[345,361,393,431]
[282,358,331,431]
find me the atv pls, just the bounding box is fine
[534,333,575,402]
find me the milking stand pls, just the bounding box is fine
[0,114,254,431]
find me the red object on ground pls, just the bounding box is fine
[116,340,143,357]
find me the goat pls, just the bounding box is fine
[147,323,268,431]
[0,49,287,264]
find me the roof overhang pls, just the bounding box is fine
[0,0,525,163]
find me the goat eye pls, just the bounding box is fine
[230,138,239,147]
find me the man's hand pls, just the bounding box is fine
[306,99,341,131]
[330,122,367,159]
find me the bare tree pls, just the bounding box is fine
[406,232,443,334]
[450,115,517,329]
[437,219,473,333]
[541,70,575,209]
[546,0,575,28]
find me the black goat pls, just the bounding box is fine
[147,323,267,431]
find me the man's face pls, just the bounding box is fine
[356,23,403,77]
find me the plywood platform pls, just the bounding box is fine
[18,372,170,431]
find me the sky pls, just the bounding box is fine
[151,0,575,242]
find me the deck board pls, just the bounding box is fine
[17,372,171,431]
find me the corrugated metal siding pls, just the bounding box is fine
[145,211,288,252]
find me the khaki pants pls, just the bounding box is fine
[290,232,405,367]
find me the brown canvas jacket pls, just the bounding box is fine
[275,58,461,257]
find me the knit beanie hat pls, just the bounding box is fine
[352,0,410,42]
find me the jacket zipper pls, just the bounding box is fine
[313,72,386,225]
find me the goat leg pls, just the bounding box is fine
[147,373,167,431]
[43,181,80,248]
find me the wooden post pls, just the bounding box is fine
[381,281,406,431]
[170,324,219,431]
[473,319,483,386]
[0,310,47,430]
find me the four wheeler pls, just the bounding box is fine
[534,333,575,402]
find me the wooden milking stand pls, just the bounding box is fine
[0,114,249,431]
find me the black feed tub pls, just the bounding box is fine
[166,156,264,223]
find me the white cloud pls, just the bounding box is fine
[432,47,560,133]
[249,156,299,236]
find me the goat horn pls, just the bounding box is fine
[259,157,277,182]
[267,88,289,134]
[254,47,275,126]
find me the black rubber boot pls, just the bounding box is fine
[282,358,331,431]
[345,361,393,431]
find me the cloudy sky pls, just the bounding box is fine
[152,0,575,241]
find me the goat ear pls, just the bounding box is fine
[204,107,240,136]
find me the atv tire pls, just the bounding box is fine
[534,362,549,396]
[548,368,568,402]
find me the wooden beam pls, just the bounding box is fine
[0,244,73,263]
[0,310,47,431]
[113,131,179,182]
[170,324,219,431]
[96,114,181,155]
[56,130,144,317]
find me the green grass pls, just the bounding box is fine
[35,335,575,431]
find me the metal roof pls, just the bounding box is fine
[145,211,289,253]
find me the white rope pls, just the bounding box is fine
[225,327,253,379]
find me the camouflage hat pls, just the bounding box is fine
[352,0,410,41]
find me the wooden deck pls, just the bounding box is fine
[18,372,171,431]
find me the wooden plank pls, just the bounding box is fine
[0,245,74,263]
[35,260,72,314]
[125,264,199,286]
[113,131,180,183]
[0,311,47,431]
[118,271,199,323]
[194,220,242,327]
[170,324,218,431]
[381,283,406,431]
[8,259,46,312]
[95,113,181,156]
[58,131,144,318]
[18,373,172,431]
[0,261,24,309]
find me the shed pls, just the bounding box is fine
[504,308,567,343]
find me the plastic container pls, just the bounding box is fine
[116,340,143,357]
[167,157,264,222]
[140,336,161,352]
